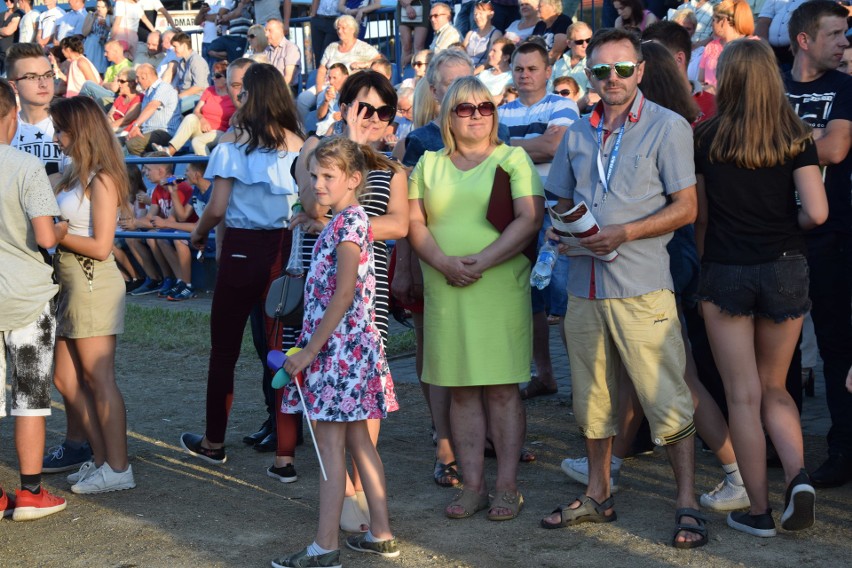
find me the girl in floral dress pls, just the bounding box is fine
[274,136,399,568]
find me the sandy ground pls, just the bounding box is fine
[1,301,851,567]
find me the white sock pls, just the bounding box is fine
[611,456,624,471]
[307,542,334,556]
[722,462,744,486]
[365,530,380,543]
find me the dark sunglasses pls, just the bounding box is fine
[117,78,130,84]
[553,88,573,97]
[213,73,225,79]
[453,101,496,118]
[412,61,427,67]
[574,38,591,46]
[248,34,256,39]
[586,61,640,81]
[356,101,396,122]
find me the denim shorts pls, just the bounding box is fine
[697,253,811,323]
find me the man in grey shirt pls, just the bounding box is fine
[0,77,69,521]
[171,31,210,113]
[540,28,707,549]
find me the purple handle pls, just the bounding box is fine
[266,350,287,372]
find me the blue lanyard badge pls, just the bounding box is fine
[596,119,624,194]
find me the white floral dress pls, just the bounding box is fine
[281,205,398,421]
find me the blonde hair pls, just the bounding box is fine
[309,136,399,199]
[439,76,501,156]
[51,97,130,217]
[695,39,811,169]
[412,77,438,128]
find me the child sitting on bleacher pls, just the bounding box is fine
[124,153,196,298]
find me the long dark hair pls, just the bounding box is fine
[50,96,131,217]
[235,63,304,154]
[639,41,699,124]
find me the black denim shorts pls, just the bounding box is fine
[697,253,811,323]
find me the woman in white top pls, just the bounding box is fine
[464,0,502,73]
[112,0,154,60]
[51,96,136,495]
[503,0,540,44]
[179,63,305,465]
[55,36,101,98]
[476,37,514,104]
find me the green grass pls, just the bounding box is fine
[124,304,416,358]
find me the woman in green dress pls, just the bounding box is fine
[408,76,544,522]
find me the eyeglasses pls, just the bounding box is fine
[13,71,55,82]
[553,89,573,97]
[355,101,396,122]
[247,34,256,39]
[712,14,731,23]
[573,38,592,46]
[117,79,130,84]
[412,61,427,67]
[452,101,496,118]
[430,12,449,19]
[586,61,640,81]
[398,106,412,113]
[213,73,225,79]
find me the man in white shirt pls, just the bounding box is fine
[36,0,65,48]
[429,2,461,53]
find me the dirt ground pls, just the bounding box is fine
[2,330,852,567]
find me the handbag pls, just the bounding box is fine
[400,3,423,24]
[265,224,306,326]
[486,166,537,263]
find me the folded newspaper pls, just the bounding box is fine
[548,201,619,262]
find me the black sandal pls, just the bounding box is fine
[672,507,709,549]
[540,495,617,529]
[433,460,462,488]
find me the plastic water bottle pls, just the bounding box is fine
[530,239,558,290]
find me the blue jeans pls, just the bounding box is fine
[209,35,247,62]
[454,1,476,38]
[806,231,852,455]
[79,81,116,109]
[180,94,201,114]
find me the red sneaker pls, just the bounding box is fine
[12,487,67,521]
[0,488,14,518]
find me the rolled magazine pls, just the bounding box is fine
[548,201,619,262]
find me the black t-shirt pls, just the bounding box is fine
[0,9,24,57]
[784,69,852,236]
[695,123,818,264]
[531,14,571,51]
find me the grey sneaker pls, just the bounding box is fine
[700,477,750,511]
[71,463,136,494]
[270,547,341,568]
[560,456,621,493]
[346,533,400,558]
[67,460,96,485]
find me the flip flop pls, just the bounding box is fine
[488,490,524,521]
[433,460,462,488]
[672,507,708,549]
[541,495,617,529]
[445,489,489,519]
[520,379,558,400]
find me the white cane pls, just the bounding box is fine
[291,370,328,482]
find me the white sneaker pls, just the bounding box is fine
[67,460,96,485]
[700,477,750,511]
[71,463,136,494]
[560,457,621,493]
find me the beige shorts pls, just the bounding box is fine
[564,289,695,445]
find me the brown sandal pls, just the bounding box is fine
[445,489,489,519]
[487,490,524,521]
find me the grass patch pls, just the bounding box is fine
[124,304,416,358]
